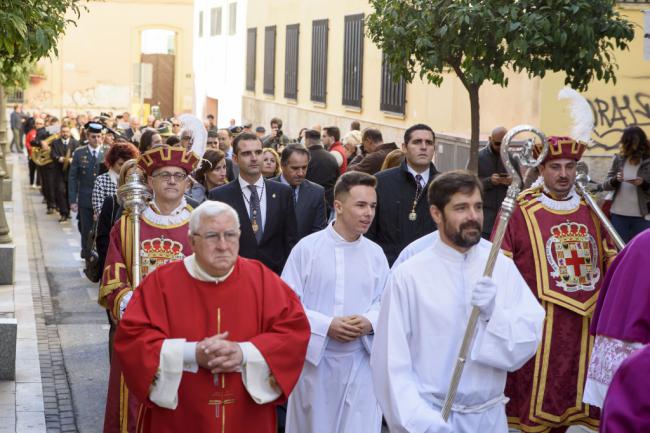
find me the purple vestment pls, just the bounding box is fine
[590,229,650,343]
[601,344,650,432]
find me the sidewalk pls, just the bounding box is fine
[0,154,46,432]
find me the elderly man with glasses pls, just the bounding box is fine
[100,145,200,433]
[113,200,310,433]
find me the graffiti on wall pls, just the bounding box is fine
[588,93,650,151]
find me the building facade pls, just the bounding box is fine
[244,0,650,174]
[24,0,195,120]
[193,0,247,126]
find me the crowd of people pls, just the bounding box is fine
[8,102,650,433]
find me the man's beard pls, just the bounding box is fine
[443,218,482,249]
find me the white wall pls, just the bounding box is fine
[193,0,247,126]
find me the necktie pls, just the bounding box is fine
[415,174,423,192]
[248,185,263,243]
[292,185,298,204]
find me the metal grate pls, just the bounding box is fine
[210,7,222,36]
[311,19,328,103]
[263,25,277,95]
[229,3,237,35]
[246,28,257,91]
[342,13,364,108]
[380,53,406,114]
[284,24,300,100]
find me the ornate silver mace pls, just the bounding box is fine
[117,171,152,288]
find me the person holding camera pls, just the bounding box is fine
[476,126,520,238]
[262,117,291,151]
[602,126,650,243]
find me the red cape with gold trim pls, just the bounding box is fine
[497,186,617,432]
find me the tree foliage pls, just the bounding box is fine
[366,0,635,171]
[0,0,84,86]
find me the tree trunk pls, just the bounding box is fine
[466,84,480,174]
[0,85,11,244]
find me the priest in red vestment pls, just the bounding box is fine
[498,136,618,433]
[113,200,310,433]
[100,146,199,433]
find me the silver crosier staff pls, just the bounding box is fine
[440,125,549,421]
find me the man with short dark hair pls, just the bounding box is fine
[263,117,291,150]
[50,125,79,222]
[208,133,297,274]
[322,126,347,174]
[475,126,520,238]
[274,144,327,240]
[367,124,440,265]
[283,171,388,433]
[348,128,397,175]
[10,104,25,153]
[350,120,361,131]
[304,129,340,211]
[372,170,544,433]
[206,114,216,131]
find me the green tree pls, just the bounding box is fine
[366,0,634,172]
[0,0,84,244]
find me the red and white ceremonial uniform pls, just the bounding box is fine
[500,137,617,433]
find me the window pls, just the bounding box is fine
[342,13,364,108]
[210,7,222,36]
[229,3,237,35]
[310,19,328,103]
[246,28,257,91]
[284,24,300,100]
[263,25,276,95]
[198,11,204,37]
[380,54,406,114]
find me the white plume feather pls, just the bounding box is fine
[558,87,594,144]
[178,114,207,159]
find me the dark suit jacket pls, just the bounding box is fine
[50,137,80,172]
[348,142,398,175]
[367,161,439,266]
[272,176,327,240]
[207,179,298,274]
[306,144,339,208]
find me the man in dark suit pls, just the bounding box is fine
[367,124,440,266]
[273,144,327,240]
[304,129,339,212]
[69,122,107,258]
[50,125,79,222]
[208,132,297,274]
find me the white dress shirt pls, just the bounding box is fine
[238,175,267,229]
[406,163,429,188]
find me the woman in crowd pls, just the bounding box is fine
[602,126,650,242]
[91,143,140,217]
[342,130,363,165]
[138,129,163,153]
[188,149,228,203]
[262,147,281,178]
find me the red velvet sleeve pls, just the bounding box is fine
[248,266,310,403]
[99,219,132,318]
[113,270,169,404]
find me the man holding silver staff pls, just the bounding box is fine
[501,136,618,433]
[371,170,545,433]
[100,145,200,433]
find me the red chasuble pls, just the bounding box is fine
[114,258,310,433]
[498,187,617,433]
[100,207,193,433]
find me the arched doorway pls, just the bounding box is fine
[141,29,176,118]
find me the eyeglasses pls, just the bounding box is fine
[151,172,188,182]
[193,229,239,244]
